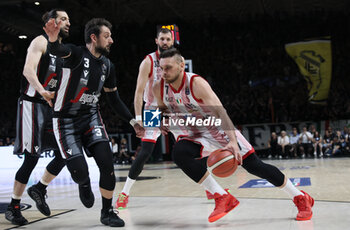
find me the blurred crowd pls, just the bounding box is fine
[1,10,350,146]
[264,125,350,159]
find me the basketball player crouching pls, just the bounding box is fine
[153,48,314,223]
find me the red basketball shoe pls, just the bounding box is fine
[206,189,231,200]
[208,193,239,223]
[115,193,129,210]
[293,190,314,221]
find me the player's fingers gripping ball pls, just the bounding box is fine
[207,149,238,177]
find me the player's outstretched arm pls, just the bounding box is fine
[44,18,72,59]
[104,87,144,138]
[23,35,55,107]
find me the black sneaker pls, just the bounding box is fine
[78,183,95,208]
[27,185,51,216]
[5,204,28,225]
[100,208,125,227]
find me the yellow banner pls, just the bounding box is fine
[285,40,332,105]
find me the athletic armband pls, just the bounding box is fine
[129,119,138,127]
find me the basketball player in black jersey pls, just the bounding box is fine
[5,9,70,226]
[44,18,144,227]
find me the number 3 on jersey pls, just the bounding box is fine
[95,128,102,137]
[84,58,90,68]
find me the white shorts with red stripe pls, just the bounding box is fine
[178,130,254,159]
[141,127,162,143]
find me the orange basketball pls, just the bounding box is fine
[207,149,238,177]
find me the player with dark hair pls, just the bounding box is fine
[44,18,144,227]
[5,9,70,226]
[115,27,176,209]
[153,48,314,223]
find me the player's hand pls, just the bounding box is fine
[223,141,242,165]
[136,120,143,127]
[40,90,55,107]
[43,18,61,42]
[133,123,145,138]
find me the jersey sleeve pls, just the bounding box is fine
[104,62,117,89]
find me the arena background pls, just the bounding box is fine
[0,0,349,157]
[1,1,350,229]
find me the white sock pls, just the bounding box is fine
[201,174,226,195]
[12,194,22,200]
[280,178,303,199]
[121,177,136,195]
[40,178,49,186]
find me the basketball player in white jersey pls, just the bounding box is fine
[115,28,175,209]
[153,48,314,223]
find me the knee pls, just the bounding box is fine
[138,149,152,161]
[242,160,257,174]
[99,164,114,179]
[70,169,89,185]
[24,154,39,169]
[55,156,66,169]
[136,142,154,162]
[97,161,115,191]
[242,154,263,174]
[100,170,116,191]
[66,157,89,185]
[15,154,40,184]
[46,156,66,176]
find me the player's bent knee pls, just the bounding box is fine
[15,154,40,184]
[46,156,66,176]
[70,170,89,185]
[137,149,152,162]
[172,145,190,166]
[99,172,116,191]
[66,156,89,185]
[128,146,154,179]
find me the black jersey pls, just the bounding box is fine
[54,46,116,116]
[21,34,61,102]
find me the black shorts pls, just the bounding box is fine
[53,111,109,159]
[13,98,58,156]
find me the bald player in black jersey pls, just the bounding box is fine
[5,9,70,226]
[44,18,144,227]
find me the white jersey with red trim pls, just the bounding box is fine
[141,51,188,142]
[143,51,162,108]
[161,72,254,158]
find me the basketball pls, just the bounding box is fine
[207,149,238,177]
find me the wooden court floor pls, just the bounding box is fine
[1,157,350,229]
